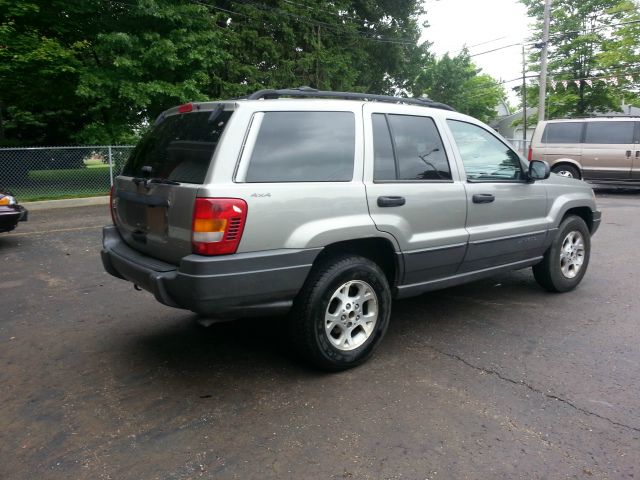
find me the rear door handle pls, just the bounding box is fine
[636,150,639,158]
[377,196,406,207]
[472,194,495,204]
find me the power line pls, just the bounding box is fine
[467,36,508,49]
[111,0,419,46]
[280,0,381,28]
[470,42,524,57]
[227,0,418,44]
[469,18,640,58]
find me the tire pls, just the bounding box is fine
[533,215,591,293]
[551,164,580,179]
[289,255,392,371]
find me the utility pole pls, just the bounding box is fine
[522,45,527,146]
[538,0,552,122]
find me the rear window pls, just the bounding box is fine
[584,121,635,144]
[122,110,232,184]
[373,113,452,181]
[245,111,355,182]
[541,122,583,144]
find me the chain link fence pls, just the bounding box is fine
[0,146,134,201]
[1,140,533,202]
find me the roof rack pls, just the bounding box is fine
[245,86,456,112]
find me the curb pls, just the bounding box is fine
[22,196,109,211]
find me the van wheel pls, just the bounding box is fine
[533,215,591,293]
[551,164,580,179]
[289,255,392,371]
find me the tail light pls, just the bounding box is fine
[109,185,117,225]
[527,146,533,162]
[192,198,248,255]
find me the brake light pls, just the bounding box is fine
[109,185,117,225]
[527,146,533,162]
[178,103,193,113]
[192,198,248,255]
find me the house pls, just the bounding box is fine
[490,107,537,153]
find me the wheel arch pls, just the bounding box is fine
[311,237,402,289]
[550,159,582,178]
[562,206,595,233]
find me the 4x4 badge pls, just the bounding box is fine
[250,193,271,198]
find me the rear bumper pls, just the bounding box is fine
[101,225,320,318]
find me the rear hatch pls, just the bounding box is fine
[113,104,233,264]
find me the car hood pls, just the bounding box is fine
[544,173,592,189]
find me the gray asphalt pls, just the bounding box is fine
[1,193,639,479]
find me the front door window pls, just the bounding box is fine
[447,120,525,182]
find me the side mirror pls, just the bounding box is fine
[528,160,550,181]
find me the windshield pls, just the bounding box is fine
[122,110,232,184]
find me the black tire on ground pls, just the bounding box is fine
[551,163,580,179]
[533,215,591,293]
[289,255,392,371]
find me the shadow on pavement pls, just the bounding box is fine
[122,270,543,383]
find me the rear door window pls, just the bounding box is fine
[373,113,452,181]
[584,121,635,144]
[123,110,232,184]
[245,111,355,182]
[541,122,583,144]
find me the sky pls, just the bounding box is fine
[420,0,535,104]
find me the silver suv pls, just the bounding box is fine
[102,88,601,370]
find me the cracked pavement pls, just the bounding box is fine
[1,192,639,479]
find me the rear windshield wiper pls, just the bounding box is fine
[148,177,181,185]
[132,176,181,186]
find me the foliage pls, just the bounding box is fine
[0,0,431,145]
[414,50,505,123]
[521,0,640,118]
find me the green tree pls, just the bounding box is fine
[521,0,640,118]
[414,50,505,122]
[0,0,87,145]
[0,0,430,146]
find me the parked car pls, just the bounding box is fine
[529,117,640,186]
[102,87,601,370]
[0,191,28,233]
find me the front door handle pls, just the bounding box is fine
[626,150,632,158]
[473,194,495,204]
[377,196,406,207]
[636,150,639,158]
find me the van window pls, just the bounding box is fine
[542,122,583,144]
[584,121,635,144]
[245,111,355,182]
[123,110,232,184]
[373,113,452,181]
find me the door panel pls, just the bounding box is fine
[363,105,469,284]
[461,182,549,271]
[366,183,468,283]
[581,121,634,180]
[445,119,549,272]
